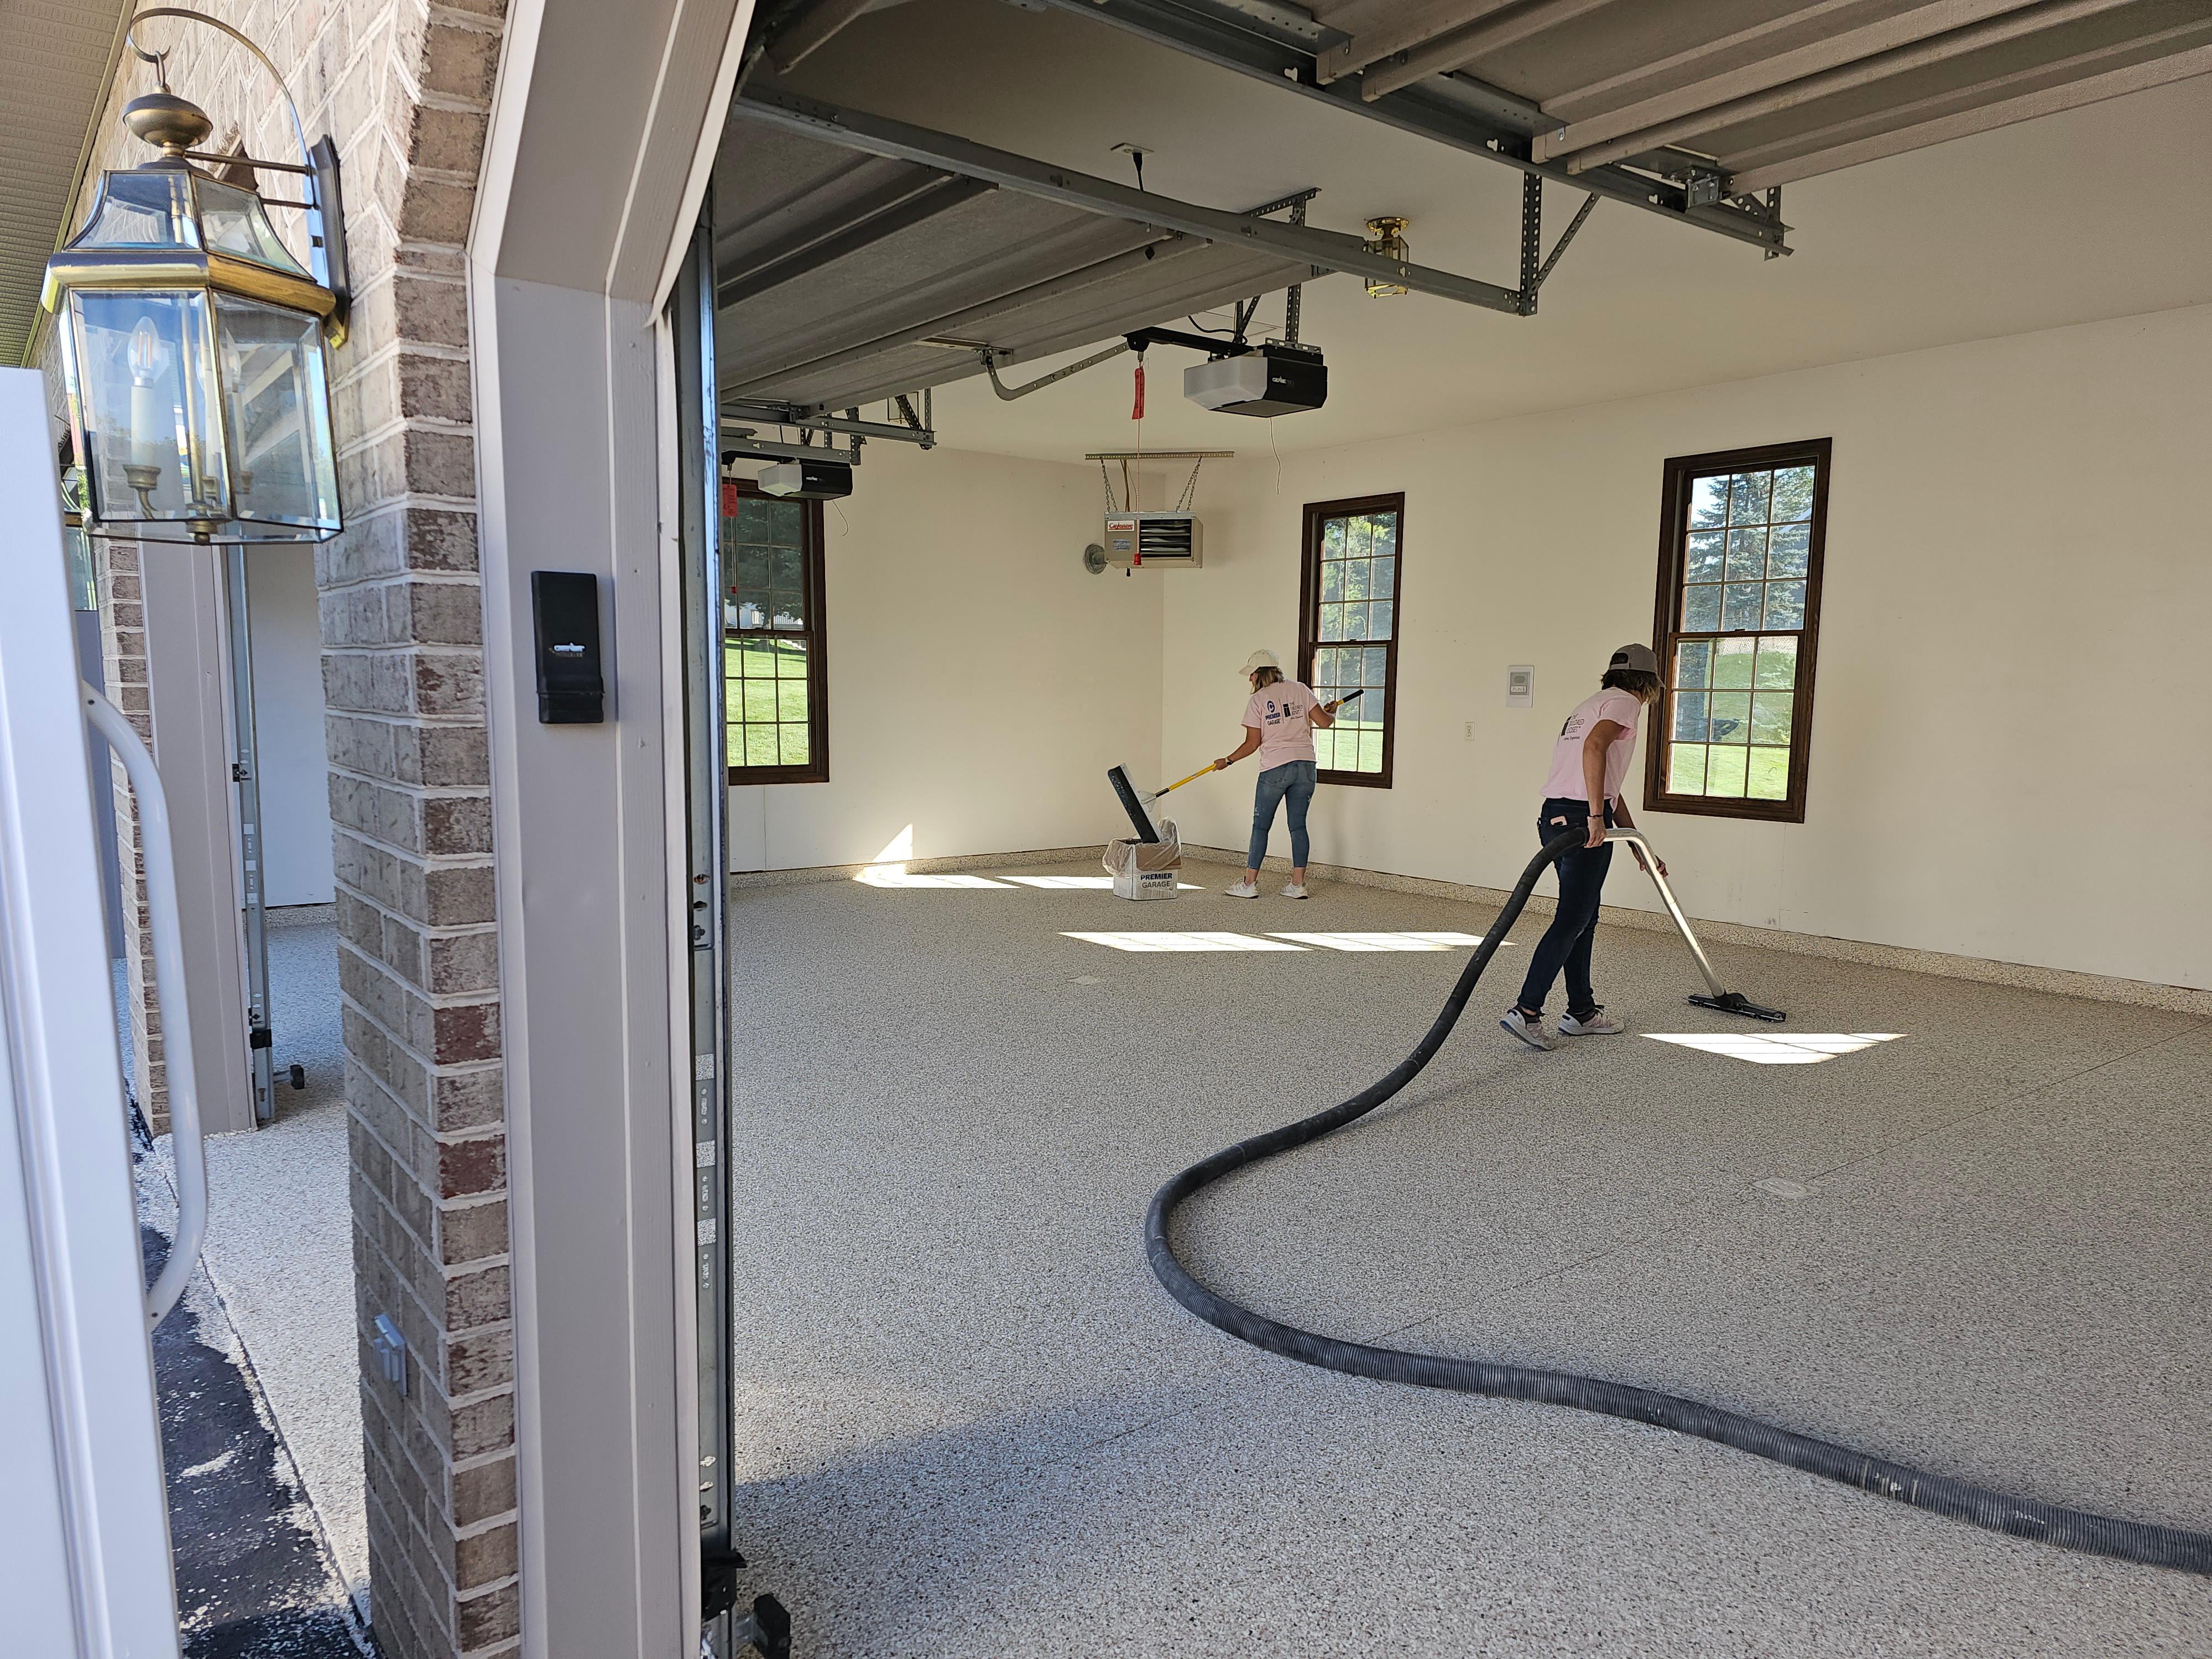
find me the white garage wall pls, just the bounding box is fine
[1160,303,2212,993]
[245,545,336,907]
[728,440,1162,870]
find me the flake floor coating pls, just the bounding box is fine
[723,860,2212,1657]
[137,1138,364,1658]
[135,911,369,1638]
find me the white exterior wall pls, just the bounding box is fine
[1159,304,2212,993]
[727,440,1164,870]
[246,546,337,907]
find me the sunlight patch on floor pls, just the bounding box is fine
[1268,931,1489,951]
[856,867,1015,888]
[1002,875,1204,890]
[1645,1032,1903,1065]
[1063,931,1311,952]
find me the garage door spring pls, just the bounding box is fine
[1145,826,2212,1575]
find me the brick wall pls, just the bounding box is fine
[95,539,169,1131]
[77,3,516,1656]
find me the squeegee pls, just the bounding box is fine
[1106,692,1367,843]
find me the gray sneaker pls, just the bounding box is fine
[1559,1008,1625,1036]
[1500,1009,1557,1051]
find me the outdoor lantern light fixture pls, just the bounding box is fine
[1363,217,1411,298]
[41,9,348,545]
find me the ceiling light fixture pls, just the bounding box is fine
[1363,216,1411,298]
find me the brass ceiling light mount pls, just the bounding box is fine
[1362,216,1411,298]
[39,7,352,545]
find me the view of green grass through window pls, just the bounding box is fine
[1650,441,1828,821]
[1301,494,1403,785]
[723,482,827,780]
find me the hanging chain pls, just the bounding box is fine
[1100,458,1120,513]
[1176,457,1204,512]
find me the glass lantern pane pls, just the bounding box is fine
[194,179,310,276]
[69,288,230,534]
[214,295,340,533]
[72,171,195,250]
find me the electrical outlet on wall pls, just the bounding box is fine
[1464,721,1477,740]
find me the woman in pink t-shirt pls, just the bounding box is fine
[1213,649,1340,899]
[1500,644,1667,1051]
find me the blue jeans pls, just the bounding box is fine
[1515,797,1614,1018]
[1248,760,1316,872]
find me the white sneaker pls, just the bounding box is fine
[1279,882,1308,899]
[1500,1009,1557,1051]
[1225,879,1260,898]
[1558,1008,1626,1036]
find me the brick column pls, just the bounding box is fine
[68,3,520,1656]
[67,4,520,1654]
[96,538,170,1133]
[317,8,519,1655]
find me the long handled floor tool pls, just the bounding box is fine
[1107,758,1227,842]
[1146,825,2211,1576]
[1107,691,1366,844]
[1609,827,1785,1021]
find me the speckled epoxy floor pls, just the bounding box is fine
[722,859,2212,1657]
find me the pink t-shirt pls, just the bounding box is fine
[1244,680,1318,769]
[1542,687,1645,805]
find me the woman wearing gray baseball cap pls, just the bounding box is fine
[1501,643,1668,1051]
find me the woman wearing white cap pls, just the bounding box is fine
[1213,649,1340,899]
[1501,643,1668,1050]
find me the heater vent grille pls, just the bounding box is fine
[1103,513,1203,568]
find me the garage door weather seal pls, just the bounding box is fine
[1145,827,2212,1575]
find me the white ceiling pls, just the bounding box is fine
[774,0,2212,460]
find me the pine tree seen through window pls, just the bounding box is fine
[1647,440,1829,822]
[1299,493,1403,787]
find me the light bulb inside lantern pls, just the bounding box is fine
[126,316,173,474]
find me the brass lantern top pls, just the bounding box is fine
[41,88,338,327]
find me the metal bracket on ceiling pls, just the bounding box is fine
[725,403,938,448]
[719,423,864,467]
[1511,179,1600,317]
[1681,167,1727,210]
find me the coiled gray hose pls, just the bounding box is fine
[1145,828,2211,1575]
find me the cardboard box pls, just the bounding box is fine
[1103,820,1181,901]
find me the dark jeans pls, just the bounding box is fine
[1515,797,1614,1019]
[1248,760,1316,870]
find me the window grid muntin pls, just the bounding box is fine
[1647,442,1829,823]
[1299,494,1404,787]
[723,481,828,782]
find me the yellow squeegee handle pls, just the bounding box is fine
[1154,761,1221,797]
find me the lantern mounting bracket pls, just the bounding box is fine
[123,7,352,345]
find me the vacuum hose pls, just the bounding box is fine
[1145,828,2211,1575]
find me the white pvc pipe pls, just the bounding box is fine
[81,683,205,1328]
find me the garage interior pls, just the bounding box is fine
[672,0,2212,1653]
[13,0,2208,1652]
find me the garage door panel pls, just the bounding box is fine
[1695,0,2212,160]
[732,240,1312,410]
[718,207,1168,391]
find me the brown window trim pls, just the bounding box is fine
[724,477,830,785]
[1297,491,1405,790]
[1644,437,1830,824]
